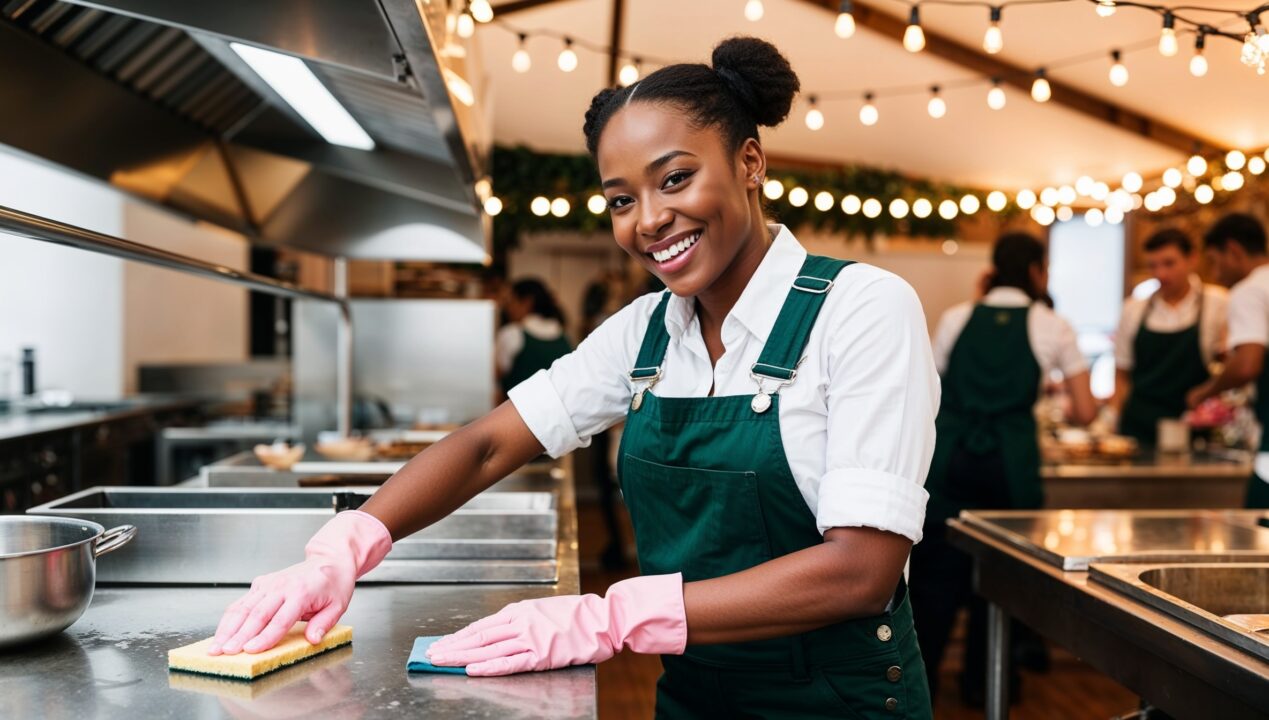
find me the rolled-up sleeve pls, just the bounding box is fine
[815,275,939,543]
[509,295,656,458]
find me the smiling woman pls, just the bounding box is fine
[208,35,938,720]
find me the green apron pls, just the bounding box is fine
[618,256,932,720]
[501,330,572,394]
[1119,292,1209,446]
[925,302,1042,524]
[1249,357,1269,509]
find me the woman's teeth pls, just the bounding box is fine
[651,232,700,263]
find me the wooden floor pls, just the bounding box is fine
[576,495,1139,719]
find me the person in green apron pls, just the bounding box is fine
[497,278,573,397]
[207,36,940,719]
[910,233,1097,705]
[1113,229,1226,446]
[1188,213,1269,508]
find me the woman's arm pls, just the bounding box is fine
[360,401,546,539]
[1064,370,1099,426]
[683,526,910,644]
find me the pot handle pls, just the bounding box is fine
[94,525,138,558]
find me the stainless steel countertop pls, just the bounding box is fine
[1041,449,1253,480]
[0,459,595,719]
[0,395,199,442]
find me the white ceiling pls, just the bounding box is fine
[476,0,1267,190]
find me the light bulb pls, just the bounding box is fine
[619,60,640,87]
[587,194,607,214]
[530,196,550,216]
[484,196,503,216]
[1162,167,1183,187]
[1144,193,1163,212]
[1058,185,1077,205]
[960,194,980,214]
[1091,182,1110,200]
[859,94,879,125]
[1031,71,1051,103]
[763,179,785,200]
[862,198,883,218]
[1159,14,1178,57]
[987,191,1007,211]
[789,187,809,207]
[841,195,862,214]
[512,47,532,73]
[470,0,494,23]
[1016,189,1037,210]
[1227,150,1247,170]
[1224,171,1245,190]
[1190,53,1208,77]
[835,1,856,38]
[1157,186,1177,206]
[1122,172,1143,193]
[814,191,834,211]
[903,7,925,52]
[1105,206,1124,225]
[558,41,578,72]
[913,198,933,218]
[1194,184,1214,204]
[927,87,946,119]
[1057,206,1074,222]
[938,199,959,220]
[1108,51,1129,87]
[550,197,570,217]
[1085,208,1104,226]
[943,240,959,255]
[456,11,475,39]
[1031,205,1056,226]
[987,83,1006,110]
[1096,0,1116,17]
[1187,154,1208,176]
[1249,156,1266,175]
[805,102,825,131]
[889,199,910,219]
[744,0,764,22]
[1040,187,1059,207]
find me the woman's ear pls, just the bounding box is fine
[738,138,766,190]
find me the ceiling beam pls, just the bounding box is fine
[492,0,573,17]
[793,0,1224,155]
[606,0,625,87]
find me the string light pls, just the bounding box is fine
[1105,206,1124,224]
[484,196,503,216]
[842,194,862,214]
[862,198,883,218]
[913,198,933,218]
[1122,172,1143,193]
[587,194,607,214]
[530,196,550,216]
[1249,156,1267,175]
[1187,154,1208,175]
[744,0,764,22]
[960,194,981,214]
[1195,184,1215,203]
[1085,208,1104,226]
[927,86,946,119]
[987,191,1007,211]
[1056,206,1075,222]
[1091,181,1110,201]
[859,93,879,126]
[789,187,809,207]
[904,7,926,53]
[805,95,825,130]
[814,190,835,211]
[1227,149,1247,170]
[1076,176,1096,196]
[1224,170,1245,190]
[889,198,910,219]
[619,58,641,86]
[987,79,1006,110]
[1031,68,1051,103]
[1016,189,1037,210]
[835,0,856,39]
[763,179,785,200]
[456,9,475,39]
[1109,50,1129,87]
[1191,32,1209,76]
[1144,192,1163,211]
[1040,187,1060,206]
[943,240,959,255]
[1159,12,1179,57]
[470,0,494,23]
[938,199,959,219]
[558,38,578,72]
[1096,0,1117,18]
[1157,186,1177,206]
[550,197,570,217]
[512,34,531,73]
[984,7,1004,54]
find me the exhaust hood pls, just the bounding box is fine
[0,0,490,262]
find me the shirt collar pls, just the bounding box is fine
[981,287,1033,307]
[663,224,807,344]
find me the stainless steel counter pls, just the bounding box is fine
[1041,449,1253,479]
[0,459,595,719]
[0,395,199,442]
[1041,450,1253,508]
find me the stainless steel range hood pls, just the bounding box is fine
[0,0,489,262]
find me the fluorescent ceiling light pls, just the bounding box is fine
[230,42,375,151]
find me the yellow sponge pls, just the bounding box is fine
[169,645,353,698]
[168,622,353,680]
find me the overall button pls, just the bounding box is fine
[884,697,899,712]
[886,665,902,682]
[876,624,892,642]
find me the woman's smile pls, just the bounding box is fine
[646,229,704,274]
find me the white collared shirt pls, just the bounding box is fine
[1114,276,1228,370]
[509,225,939,543]
[932,288,1088,378]
[1227,264,1269,351]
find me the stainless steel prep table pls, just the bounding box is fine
[0,458,595,719]
[947,517,1269,720]
[1041,449,1252,508]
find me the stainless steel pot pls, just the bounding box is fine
[0,515,136,648]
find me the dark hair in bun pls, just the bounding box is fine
[582,36,800,157]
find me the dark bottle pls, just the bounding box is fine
[21,347,35,396]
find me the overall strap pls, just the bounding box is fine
[629,292,673,382]
[751,255,854,382]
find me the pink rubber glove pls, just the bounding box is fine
[425,573,687,676]
[207,510,392,655]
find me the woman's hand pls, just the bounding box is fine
[207,510,393,655]
[426,574,687,676]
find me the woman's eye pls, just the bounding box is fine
[663,171,692,189]
[608,196,632,210]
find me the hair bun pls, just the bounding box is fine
[710,36,800,127]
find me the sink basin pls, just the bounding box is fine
[1091,562,1269,660]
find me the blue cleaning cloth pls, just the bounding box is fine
[407,636,468,675]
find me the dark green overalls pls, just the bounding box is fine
[618,256,932,720]
[501,331,572,395]
[910,301,1041,699]
[1119,293,1209,446]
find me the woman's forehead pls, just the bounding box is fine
[596,103,723,179]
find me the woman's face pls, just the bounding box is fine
[596,102,763,298]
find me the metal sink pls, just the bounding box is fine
[28,487,559,584]
[1091,562,1269,661]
